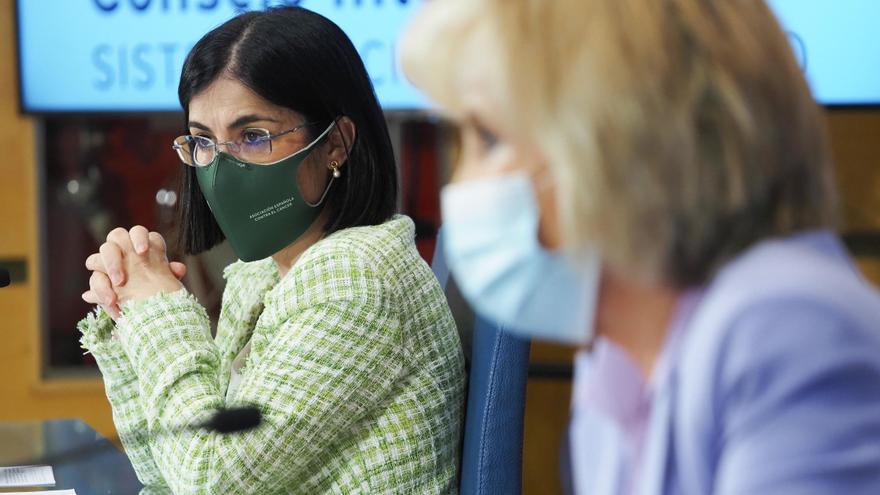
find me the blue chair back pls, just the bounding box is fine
[431,232,531,495]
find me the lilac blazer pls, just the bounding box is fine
[576,231,880,494]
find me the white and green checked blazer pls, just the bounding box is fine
[78,215,466,494]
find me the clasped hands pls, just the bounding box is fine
[82,226,187,319]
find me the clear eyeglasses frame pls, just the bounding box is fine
[171,122,317,167]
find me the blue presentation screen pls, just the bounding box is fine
[769,0,880,106]
[16,0,425,112]
[15,0,880,112]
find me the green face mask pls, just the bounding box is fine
[195,122,336,262]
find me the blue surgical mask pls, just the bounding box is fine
[440,172,600,344]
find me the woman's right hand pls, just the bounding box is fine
[82,226,188,319]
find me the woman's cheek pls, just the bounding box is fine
[449,138,491,183]
[451,141,526,184]
[450,157,492,183]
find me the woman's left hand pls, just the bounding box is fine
[84,227,185,308]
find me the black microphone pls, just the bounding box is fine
[198,405,262,434]
[0,268,9,288]
[12,406,263,467]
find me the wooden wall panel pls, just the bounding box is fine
[0,0,115,439]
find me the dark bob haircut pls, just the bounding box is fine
[177,7,398,255]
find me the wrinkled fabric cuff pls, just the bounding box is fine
[78,307,128,367]
[78,306,115,350]
[78,306,140,400]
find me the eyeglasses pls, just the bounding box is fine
[171,122,316,167]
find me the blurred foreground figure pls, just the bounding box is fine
[402,0,880,493]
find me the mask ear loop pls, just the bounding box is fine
[306,160,339,207]
[528,167,601,281]
[304,119,344,208]
[532,167,556,194]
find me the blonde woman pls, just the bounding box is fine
[403,0,880,494]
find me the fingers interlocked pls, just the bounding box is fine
[82,226,183,320]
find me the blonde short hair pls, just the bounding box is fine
[403,0,838,286]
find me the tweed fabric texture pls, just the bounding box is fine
[79,215,465,494]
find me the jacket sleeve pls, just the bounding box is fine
[77,309,169,489]
[713,300,880,495]
[113,251,404,494]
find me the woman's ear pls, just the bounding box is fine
[325,116,357,168]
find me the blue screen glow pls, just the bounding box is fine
[15,0,880,112]
[769,0,880,106]
[16,0,425,112]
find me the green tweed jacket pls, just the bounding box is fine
[78,215,466,494]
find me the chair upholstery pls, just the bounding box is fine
[431,232,531,495]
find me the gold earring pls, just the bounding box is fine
[330,160,341,178]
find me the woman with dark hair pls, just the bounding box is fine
[78,7,465,494]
